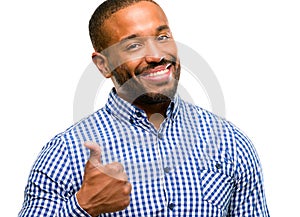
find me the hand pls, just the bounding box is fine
[76,141,132,216]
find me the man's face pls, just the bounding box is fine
[101,1,180,104]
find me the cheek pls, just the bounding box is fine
[112,68,129,86]
[162,40,178,57]
[110,50,143,71]
[121,59,143,76]
[113,63,137,85]
[118,63,134,76]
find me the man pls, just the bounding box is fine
[19,0,270,216]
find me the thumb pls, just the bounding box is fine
[84,141,102,166]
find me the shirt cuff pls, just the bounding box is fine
[62,193,91,217]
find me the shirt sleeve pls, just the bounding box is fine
[227,127,270,217]
[18,137,91,217]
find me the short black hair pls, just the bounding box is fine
[89,0,158,52]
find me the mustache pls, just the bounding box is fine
[135,57,177,76]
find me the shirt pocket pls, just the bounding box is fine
[199,160,235,211]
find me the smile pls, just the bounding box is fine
[145,68,169,77]
[139,64,172,84]
[140,63,172,82]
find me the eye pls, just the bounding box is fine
[157,34,171,41]
[125,43,142,51]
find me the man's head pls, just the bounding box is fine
[89,0,158,52]
[90,0,181,106]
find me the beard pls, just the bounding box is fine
[133,88,177,105]
[111,58,181,105]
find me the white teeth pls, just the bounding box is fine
[147,69,169,77]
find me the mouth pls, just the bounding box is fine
[139,63,172,83]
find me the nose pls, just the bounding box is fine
[144,40,164,63]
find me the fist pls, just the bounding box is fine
[77,141,132,216]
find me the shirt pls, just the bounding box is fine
[19,88,270,217]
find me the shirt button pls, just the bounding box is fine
[164,167,171,173]
[158,133,163,139]
[168,203,175,210]
[129,118,134,124]
[136,111,142,117]
[216,163,222,169]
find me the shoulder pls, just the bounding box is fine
[182,101,261,170]
[181,100,236,136]
[33,108,108,174]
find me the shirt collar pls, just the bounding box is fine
[105,88,181,123]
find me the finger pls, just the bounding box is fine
[103,165,128,181]
[111,172,128,182]
[84,141,102,166]
[105,162,124,173]
[124,182,132,195]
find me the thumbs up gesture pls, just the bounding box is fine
[76,141,132,216]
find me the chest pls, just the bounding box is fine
[98,118,236,216]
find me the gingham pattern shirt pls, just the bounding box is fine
[19,89,269,217]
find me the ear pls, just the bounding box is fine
[92,52,112,78]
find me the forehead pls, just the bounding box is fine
[101,1,169,46]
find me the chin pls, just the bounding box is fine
[134,86,178,105]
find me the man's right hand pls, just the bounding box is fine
[76,141,132,217]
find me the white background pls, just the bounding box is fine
[0,0,299,216]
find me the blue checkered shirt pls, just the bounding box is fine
[19,89,269,216]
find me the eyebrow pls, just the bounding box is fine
[119,25,170,43]
[120,34,139,43]
[156,25,170,32]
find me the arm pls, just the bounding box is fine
[227,128,270,216]
[18,138,90,217]
[19,172,90,217]
[18,139,131,217]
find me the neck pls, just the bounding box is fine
[134,100,170,130]
[115,88,173,129]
